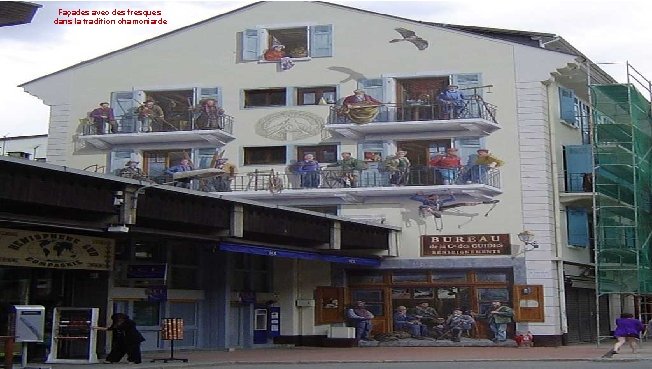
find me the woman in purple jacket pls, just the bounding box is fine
[603,313,644,357]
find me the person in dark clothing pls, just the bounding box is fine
[95,313,145,364]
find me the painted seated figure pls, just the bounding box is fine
[445,309,476,342]
[393,306,428,338]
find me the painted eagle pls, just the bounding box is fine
[390,27,429,50]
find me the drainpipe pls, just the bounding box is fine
[546,80,569,340]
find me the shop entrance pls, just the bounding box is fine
[348,269,512,339]
[0,267,109,360]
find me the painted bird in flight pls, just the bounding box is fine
[390,27,429,50]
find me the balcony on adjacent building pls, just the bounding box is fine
[558,170,593,206]
[324,97,499,139]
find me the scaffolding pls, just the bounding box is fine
[592,62,652,343]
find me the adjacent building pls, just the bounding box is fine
[18,1,652,348]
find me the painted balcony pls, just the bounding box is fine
[200,166,502,206]
[78,115,235,150]
[324,98,499,140]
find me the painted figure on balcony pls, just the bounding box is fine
[384,150,410,186]
[296,153,320,188]
[136,99,165,133]
[429,147,462,185]
[326,152,367,188]
[192,98,225,130]
[437,85,466,119]
[341,89,382,124]
[464,149,504,184]
[263,44,285,61]
[343,89,381,107]
[208,154,237,192]
[90,102,117,134]
[119,160,148,181]
[165,158,194,189]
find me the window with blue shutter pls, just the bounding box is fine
[196,87,222,107]
[242,25,333,61]
[454,138,481,166]
[563,145,592,192]
[452,74,482,95]
[357,79,384,102]
[110,150,134,175]
[559,87,576,125]
[111,91,143,133]
[242,29,259,61]
[567,207,590,247]
[310,25,333,57]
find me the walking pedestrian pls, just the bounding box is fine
[602,313,644,357]
[94,313,145,364]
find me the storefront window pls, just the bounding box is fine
[477,287,510,316]
[412,288,435,299]
[132,301,160,326]
[392,271,428,283]
[348,272,384,285]
[475,272,508,282]
[351,289,384,317]
[431,272,467,283]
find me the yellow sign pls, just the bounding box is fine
[0,228,113,270]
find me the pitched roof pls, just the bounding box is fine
[425,23,556,48]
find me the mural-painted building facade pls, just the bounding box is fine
[21,1,639,347]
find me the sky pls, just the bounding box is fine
[1,0,651,137]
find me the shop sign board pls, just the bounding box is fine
[0,228,113,270]
[421,233,511,256]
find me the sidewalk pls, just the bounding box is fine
[26,343,652,369]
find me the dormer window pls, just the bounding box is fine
[242,25,333,61]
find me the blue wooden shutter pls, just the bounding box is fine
[567,207,589,247]
[454,138,481,166]
[196,87,222,106]
[310,25,333,57]
[564,145,592,192]
[111,90,143,133]
[559,87,576,124]
[357,79,384,103]
[110,150,134,175]
[242,29,259,61]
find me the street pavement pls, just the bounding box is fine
[21,342,652,369]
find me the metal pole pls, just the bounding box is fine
[586,60,603,347]
[21,342,28,368]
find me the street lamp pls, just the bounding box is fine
[517,230,540,251]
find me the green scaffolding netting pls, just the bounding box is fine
[592,84,652,295]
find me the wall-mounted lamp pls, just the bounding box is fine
[512,231,540,258]
[517,230,540,251]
